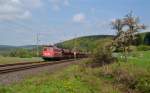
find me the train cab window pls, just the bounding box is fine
[43,46,55,51]
[43,48,48,51]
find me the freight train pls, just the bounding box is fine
[41,45,87,61]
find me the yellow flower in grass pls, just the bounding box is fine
[63,80,75,92]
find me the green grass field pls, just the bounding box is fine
[0,64,121,93]
[0,56,43,64]
[100,51,150,93]
[0,51,149,93]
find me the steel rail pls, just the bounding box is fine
[0,61,43,67]
[0,59,77,74]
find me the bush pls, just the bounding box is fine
[9,48,33,58]
[137,45,150,51]
[112,69,150,93]
[136,76,150,93]
[90,45,116,67]
[128,46,137,52]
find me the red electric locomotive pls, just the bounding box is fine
[41,45,62,61]
[41,45,87,61]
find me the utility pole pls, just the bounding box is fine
[36,33,39,56]
[74,34,77,59]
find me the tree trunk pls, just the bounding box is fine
[123,47,128,62]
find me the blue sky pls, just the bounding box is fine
[0,0,149,46]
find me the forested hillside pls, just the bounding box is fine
[56,35,113,52]
[56,32,150,52]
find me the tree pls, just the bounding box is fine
[144,32,150,45]
[111,12,146,62]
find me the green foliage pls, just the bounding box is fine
[0,45,42,57]
[0,64,121,93]
[91,45,116,67]
[144,32,150,45]
[86,38,117,67]
[114,45,137,52]
[135,32,150,45]
[137,45,150,51]
[9,48,34,58]
[113,32,150,52]
[0,56,42,64]
[136,76,150,93]
[56,35,113,52]
[100,51,150,93]
[7,47,42,58]
[135,34,145,45]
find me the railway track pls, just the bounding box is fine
[0,59,77,74]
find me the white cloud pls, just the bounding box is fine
[0,0,42,21]
[49,0,70,11]
[20,11,31,19]
[11,0,20,3]
[22,0,43,8]
[64,0,70,6]
[73,13,86,23]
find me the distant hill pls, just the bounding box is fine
[0,45,40,50]
[56,32,150,52]
[0,45,38,55]
[0,45,16,49]
[56,35,114,52]
[0,45,17,54]
[0,35,112,55]
[19,45,38,49]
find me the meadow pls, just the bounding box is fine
[0,62,121,93]
[100,51,150,93]
[0,56,43,64]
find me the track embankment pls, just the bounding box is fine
[0,59,83,85]
[0,59,76,74]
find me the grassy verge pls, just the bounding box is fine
[0,62,121,93]
[98,51,150,93]
[0,56,43,64]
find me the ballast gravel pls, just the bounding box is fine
[0,60,81,85]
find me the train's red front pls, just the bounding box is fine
[42,46,62,60]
